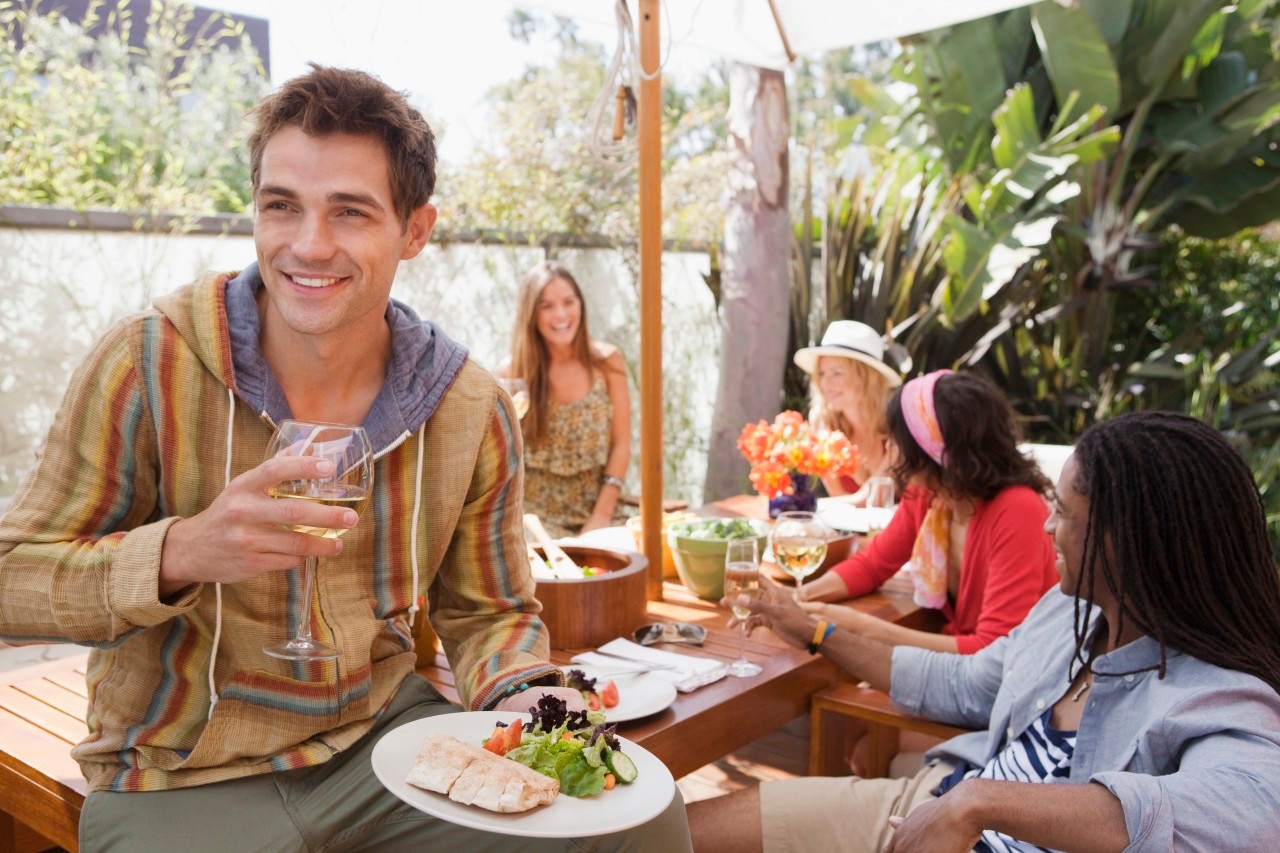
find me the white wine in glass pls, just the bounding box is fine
[770,511,829,600]
[267,482,371,538]
[263,420,373,662]
[723,538,762,677]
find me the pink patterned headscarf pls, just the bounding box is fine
[901,369,953,466]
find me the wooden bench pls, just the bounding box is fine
[808,682,971,778]
[0,655,88,853]
[0,617,447,853]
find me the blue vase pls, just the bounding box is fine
[768,474,818,518]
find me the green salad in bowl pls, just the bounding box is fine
[666,517,770,600]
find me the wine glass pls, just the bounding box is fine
[263,420,373,661]
[770,511,830,601]
[723,538,763,677]
[864,476,896,542]
[499,377,530,419]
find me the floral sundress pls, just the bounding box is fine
[523,375,614,538]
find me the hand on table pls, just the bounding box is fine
[493,685,587,714]
[159,454,355,597]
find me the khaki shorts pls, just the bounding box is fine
[760,762,952,853]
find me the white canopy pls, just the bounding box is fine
[519,0,1041,69]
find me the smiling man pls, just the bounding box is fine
[0,65,691,851]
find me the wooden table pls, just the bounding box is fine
[421,577,928,781]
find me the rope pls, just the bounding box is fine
[585,0,678,172]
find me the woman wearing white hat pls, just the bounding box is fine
[794,321,902,504]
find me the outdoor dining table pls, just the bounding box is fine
[420,493,935,780]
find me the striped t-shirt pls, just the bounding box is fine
[936,707,1076,852]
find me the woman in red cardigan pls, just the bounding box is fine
[799,370,1058,656]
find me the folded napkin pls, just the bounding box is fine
[572,638,728,693]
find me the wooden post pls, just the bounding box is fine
[639,0,664,600]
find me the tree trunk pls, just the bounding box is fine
[702,63,790,501]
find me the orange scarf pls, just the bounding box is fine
[906,498,950,609]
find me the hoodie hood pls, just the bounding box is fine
[154,263,469,456]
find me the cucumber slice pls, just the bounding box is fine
[603,749,639,784]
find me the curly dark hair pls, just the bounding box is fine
[886,372,1050,501]
[248,63,436,228]
[1068,411,1280,692]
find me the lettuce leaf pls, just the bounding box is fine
[557,752,607,797]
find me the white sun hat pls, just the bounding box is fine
[793,320,902,386]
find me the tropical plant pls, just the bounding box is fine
[900,0,1280,411]
[788,1,1280,551]
[797,1,1280,423]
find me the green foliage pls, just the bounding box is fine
[797,1,1280,550]
[1111,229,1280,546]
[0,0,268,214]
[438,12,728,248]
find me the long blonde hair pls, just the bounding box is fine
[809,356,892,472]
[508,261,600,447]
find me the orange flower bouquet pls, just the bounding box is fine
[737,411,859,516]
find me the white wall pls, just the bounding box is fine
[0,224,721,505]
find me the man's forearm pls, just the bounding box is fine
[817,626,895,692]
[953,779,1129,852]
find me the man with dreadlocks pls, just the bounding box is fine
[689,411,1280,853]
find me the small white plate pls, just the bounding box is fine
[559,665,679,723]
[372,711,675,838]
[817,499,890,534]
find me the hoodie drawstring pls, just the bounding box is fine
[408,426,425,622]
[207,387,235,719]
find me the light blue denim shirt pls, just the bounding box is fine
[891,589,1280,851]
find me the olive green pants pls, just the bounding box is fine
[80,676,692,853]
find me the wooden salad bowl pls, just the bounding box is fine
[533,545,649,649]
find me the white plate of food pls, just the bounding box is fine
[560,665,679,723]
[371,711,675,838]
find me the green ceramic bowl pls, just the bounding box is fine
[667,520,770,601]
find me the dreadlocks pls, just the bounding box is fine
[1070,411,1280,693]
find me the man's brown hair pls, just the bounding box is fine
[248,63,436,227]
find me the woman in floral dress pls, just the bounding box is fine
[500,261,630,538]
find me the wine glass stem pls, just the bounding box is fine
[296,556,318,644]
[738,619,748,662]
[794,573,804,602]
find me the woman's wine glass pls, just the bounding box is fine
[723,538,762,677]
[499,377,530,419]
[263,420,373,661]
[864,476,896,542]
[770,511,830,601]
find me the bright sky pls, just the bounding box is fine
[210,0,706,161]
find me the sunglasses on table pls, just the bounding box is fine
[632,622,707,646]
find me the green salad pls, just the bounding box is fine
[483,695,638,797]
[667,517,762,541]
